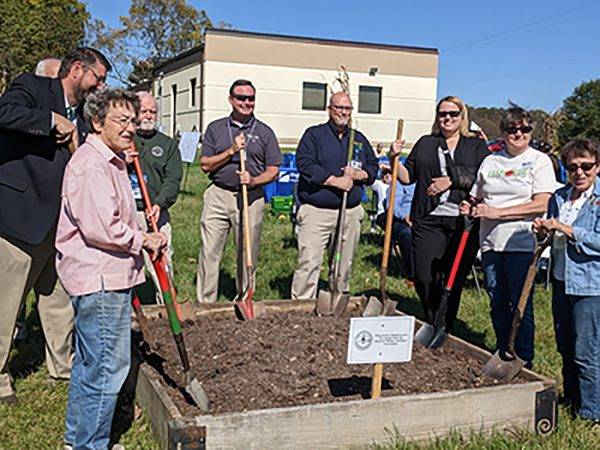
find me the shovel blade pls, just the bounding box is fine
[363,296,383,317]
[315,290,333,316]
[428,327,448,349]
[481,350,525,382]
[332,292,350,317]
[414,323,437,347]
[185,374,210,413]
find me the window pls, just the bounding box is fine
[189,78,197,107]
[302,82,327,111]
[358,86,382,114]
[171,84,177,136]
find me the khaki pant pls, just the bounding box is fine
[196,184,264,303]
[0,229,73,398]
[291,203,364,300]
[135,211,173,304]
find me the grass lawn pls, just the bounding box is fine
[1,162,598,449]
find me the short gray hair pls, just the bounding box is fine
[84,88,140,128]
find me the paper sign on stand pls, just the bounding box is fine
[347,316,415,399]
[178,131,201,163]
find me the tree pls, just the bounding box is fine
[87,0,225,86]
[558,79,600,145]
[0,0,88,93]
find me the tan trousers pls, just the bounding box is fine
[291,203,364,300]
[135,211,173,304]
[0,229,73,398]
[196,184,264,303]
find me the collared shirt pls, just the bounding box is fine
[296,121,379,209]
[201,114,281,194]
[552,183,595,281]
[56,134,144,296]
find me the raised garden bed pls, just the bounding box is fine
[136,299,557,450]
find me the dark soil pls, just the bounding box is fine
[142,306,522,417]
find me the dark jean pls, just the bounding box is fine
[481,251,535,365]
[552,280,600,421]
[64,288,132,449]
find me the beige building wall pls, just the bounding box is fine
[153,63,201,137]
[202,60,437,146]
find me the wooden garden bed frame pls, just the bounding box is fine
[136,299,557,450]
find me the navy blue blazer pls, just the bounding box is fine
[0,73,88,244]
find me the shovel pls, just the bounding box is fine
[315,127,356,317]
[482,234,552,382]
[415,216,473,349]
[364,119,405,317]
[132,153,210,412]
[234,146,266,321]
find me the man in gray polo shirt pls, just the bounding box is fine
[196,79,281,303]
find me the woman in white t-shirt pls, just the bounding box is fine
[459,105,555,369]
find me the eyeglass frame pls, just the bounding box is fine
[84,64,107,84]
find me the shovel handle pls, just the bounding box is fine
[130,143,182,321]
[506,235,552,354]
[381,119,404,273]
[239,147,253,269]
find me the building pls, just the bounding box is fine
[152,29,439,147]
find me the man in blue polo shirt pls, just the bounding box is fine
[291,92,378,299]
[196,79,281,303]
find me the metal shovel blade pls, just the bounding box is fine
[414,322,437,347]
[363,296,383,317]
[481,350,525,382]
[331,292,350,317]
[428,327,448,349]
[315,290,333,316]
[185,373,210,413]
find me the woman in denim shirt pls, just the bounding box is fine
[533,138,600,425]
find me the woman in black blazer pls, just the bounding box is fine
[391,95,489,333]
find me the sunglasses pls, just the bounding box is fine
[437,110,461,118]
[505,125,533,135]
[233,94,255,102]
[566,162,597,173]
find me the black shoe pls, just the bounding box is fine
[0,394,18,406]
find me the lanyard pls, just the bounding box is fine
[227,118,257,149]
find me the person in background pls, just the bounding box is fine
[56,88,166,449]
[460,104,555,369]
[533,138,600,425]
[391,95,489,334]
[196,79,281,303]
[0,47,110,405]
[291,92,378,300]
[35,57,62,78]
[132,91,183,303]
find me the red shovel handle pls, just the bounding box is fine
[446,218,473,290]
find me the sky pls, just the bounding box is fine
[86,0,600,112]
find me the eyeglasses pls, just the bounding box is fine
[566,162,597,173]
[437,110,461,118]
[109,116,139,128]
[84,65,106,84]
[505,125,533,135]
[232,94,255,102]
[330,104,354,112]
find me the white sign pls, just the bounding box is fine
[178,131,201,163]
[347,316,415,364]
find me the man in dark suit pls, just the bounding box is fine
[0,47,111,405]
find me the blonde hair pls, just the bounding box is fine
[432,95,473,137]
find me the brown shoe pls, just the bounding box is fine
[0,394,18,406]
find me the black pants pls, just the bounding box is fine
[411,215,480,331]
